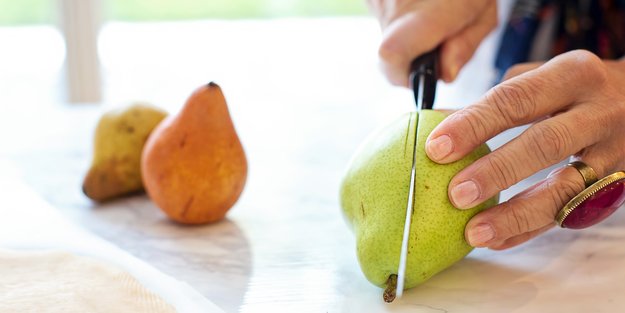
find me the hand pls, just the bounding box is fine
[368,0,497,86]
[424,50,625,250]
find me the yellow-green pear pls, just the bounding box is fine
[83,103,167,202]
[340,110,498,301]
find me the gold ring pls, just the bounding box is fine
[555,171,625,229]
[567,161,598,188]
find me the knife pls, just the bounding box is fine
[395,48,439,300]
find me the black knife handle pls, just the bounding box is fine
[409,48,439,110]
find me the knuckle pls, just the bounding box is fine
[528,122,573,165]
[546,174,584,215]
[564,50,608,87]
[378,36,410,86]
[574,148,609,178]
[448,109,484,141]
[504,204,533,235]
[603,104,624,132]
[450,107,493,145]
[378,40,400,64]
[484,152,518,190]
[486,81,538,125]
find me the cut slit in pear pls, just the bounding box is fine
[339,110,498,303]
[387,111,420,303]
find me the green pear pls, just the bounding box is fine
[340,110,498,301]
[82,103,167,202]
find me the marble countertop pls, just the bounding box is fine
[2,15,624,313]
[3,98,625,313]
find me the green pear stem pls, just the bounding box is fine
[383,274,398,303]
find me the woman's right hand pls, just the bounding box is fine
[368,0,498,86]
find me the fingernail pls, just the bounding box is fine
[426,135,453,161]
[467,223,495,247]
[450,180,480,209]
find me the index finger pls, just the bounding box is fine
[425,50,608,164]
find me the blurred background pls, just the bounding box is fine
[0,0,371,107]
[0,0,504,109]
[0,0,506,201]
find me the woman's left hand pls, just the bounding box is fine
[425,50,625,250]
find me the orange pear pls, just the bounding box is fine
[141,82,247,224]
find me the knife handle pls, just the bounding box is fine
[409,48,439,110]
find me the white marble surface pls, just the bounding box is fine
[5,94,625,313]
[0,162,223,313]
[1,15,624,313]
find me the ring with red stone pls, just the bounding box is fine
[556,171,625,229]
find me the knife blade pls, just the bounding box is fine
[395,49,439,300]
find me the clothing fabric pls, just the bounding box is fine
[495,0,625,82]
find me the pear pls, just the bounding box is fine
[82,103,167,202]
[340,110,498,301]
[141,82,247,225]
